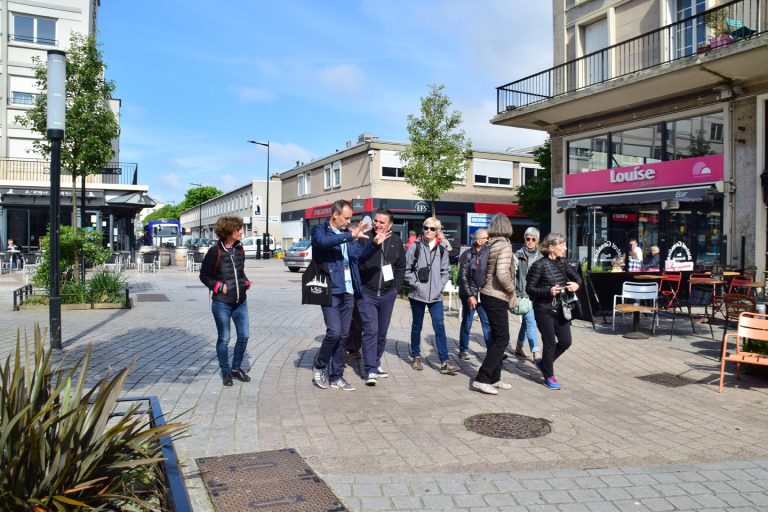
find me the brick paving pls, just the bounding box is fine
[1,260,767,511]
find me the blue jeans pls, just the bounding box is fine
[410,299,449,363]
[516,307,541,353]
[316,293,354,381]
[211,300,249,376]
[459,296,492,352]
[358,288,397,375]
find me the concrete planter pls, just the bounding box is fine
[19,301,130,311]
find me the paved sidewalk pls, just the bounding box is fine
[1,260,767,511]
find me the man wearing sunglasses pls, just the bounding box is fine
[404,217,458,375]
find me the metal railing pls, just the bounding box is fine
[12,286,132,311]
[0,158,139,185]
[12,284,33,311]
[497,0,763,113]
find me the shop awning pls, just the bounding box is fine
[556,185,714,208]
[107,192,156,207]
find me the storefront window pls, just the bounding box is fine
[568,134,608,174]
[612,125,663,168]
[667,112,724,159]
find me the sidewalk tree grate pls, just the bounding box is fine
[196,448,348,512]
[136,293,169,302]
[637,372,697,387]
[464,413,551,439]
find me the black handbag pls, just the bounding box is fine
[301,260,332,306]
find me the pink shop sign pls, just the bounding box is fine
[565,154,723,195]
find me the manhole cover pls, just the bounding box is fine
[136,293,169,302]
[637,373,697,387]
[196,449,347,512]
[464,413,551,439]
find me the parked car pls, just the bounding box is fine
[241,236,258,258]
[283,240,312,272]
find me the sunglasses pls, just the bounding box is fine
[422,226,437,232]
[525,237,537,241]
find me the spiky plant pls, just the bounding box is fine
[0,325,187,510]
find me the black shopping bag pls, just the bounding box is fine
[301,260,332,306]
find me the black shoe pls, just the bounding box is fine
[222,373,233,386]
[231,369,251,382]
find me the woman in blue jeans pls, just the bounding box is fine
[199,216,251,386]
[515,227,542,362]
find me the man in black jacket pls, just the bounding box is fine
[356,208,404,386]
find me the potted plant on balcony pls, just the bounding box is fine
[705,9,733,48]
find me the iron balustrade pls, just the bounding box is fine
[496,0,763,113]
[0,158,139,185]
[12,284,33,311]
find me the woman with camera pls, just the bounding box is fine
[525,232,581,390]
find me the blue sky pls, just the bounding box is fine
[98,1,552,205]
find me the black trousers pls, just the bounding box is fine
[476,294,510,384]
[533,307,572,379]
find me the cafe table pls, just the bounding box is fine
[614,303,658,339]
[689,277,726,318]
[634,274,663,281]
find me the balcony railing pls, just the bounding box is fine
[497,0,763,113]
[0,158,139,186]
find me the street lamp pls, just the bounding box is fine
[247,140,271,258]
[47,50,66,350]
[189,182,203,240]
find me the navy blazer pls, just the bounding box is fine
[311,220,375,296]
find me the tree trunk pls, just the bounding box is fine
[70,176,80,284]
[431,200,436,218]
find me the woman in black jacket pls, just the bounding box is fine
[199,216,251,387]
[525,232,581,390]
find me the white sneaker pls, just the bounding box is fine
[492,380,512,390]
[330,377,356,391]
[472,381,498,395]
[365,373,378,386]
[377,367,388,378]
[312,367,328,389]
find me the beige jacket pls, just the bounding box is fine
[479,237,517,305]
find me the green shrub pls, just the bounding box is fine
[450,264,458,286]
[61,280,89,304]
[88,270,127,303]
[0,325,187,510]
[33,226,110,289]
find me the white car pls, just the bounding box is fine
[241,236,276,258]
[283,240,312,272]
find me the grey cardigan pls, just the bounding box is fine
[404,238,450,303]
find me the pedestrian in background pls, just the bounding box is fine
[514,227,542,363]
[199,216,252,387]
[357,207,404,386]
[472,214,517,395]
[457,229,492,360]
[525,232,581,390]
[405,216,458,375]
[310,200,373,391]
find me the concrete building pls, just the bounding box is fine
[0,0,151,251]
[179,179,282,243]
[492,0,767,274]
[278,133,540,248]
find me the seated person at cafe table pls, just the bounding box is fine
[5,238,19,269]
[642,245,660,271]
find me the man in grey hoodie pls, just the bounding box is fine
[514,227,543,361]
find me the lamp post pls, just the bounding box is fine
[189,182,203,240]
[247,140,270,258]
[47,50,66,350]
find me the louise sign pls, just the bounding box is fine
[565,155,723,195]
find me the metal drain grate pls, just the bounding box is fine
[464,413,552,439]
[196,448,347,512]
[637,373,697,388]
[136,293,169,302]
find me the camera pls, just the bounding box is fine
[417,266,430,283]
[559,286,578,305]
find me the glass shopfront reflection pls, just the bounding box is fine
[569,198,723,272]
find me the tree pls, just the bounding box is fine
[178,186,223,213]
[400,84,471,216]
[516,139,552,224]
[16,32,120,228]
[142,204,181,225]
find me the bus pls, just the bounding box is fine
[144,220,181,247]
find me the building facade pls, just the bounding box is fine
[278,133,540,248]
[179,179,282,243]
[0,0,151,251]
[492,0,767,274]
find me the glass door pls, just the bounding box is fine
[674,0,706,57]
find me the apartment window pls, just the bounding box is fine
[303,172,311,194]
[10,91,39,106]
[13,14,56,45]
[298,173,311,196]
[332,160,341,187]
[520,165,541,186]
[381,150,406,179]
[473,158,513,187]
[323,165,332,189]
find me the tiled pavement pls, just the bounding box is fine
[1,260,767,511]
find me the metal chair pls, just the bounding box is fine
[719,312,768,392]
[658,271,682,310]
[722,293,756,349]
[612,281,658,332]
[137,253,156,273]
[190,252,204,272]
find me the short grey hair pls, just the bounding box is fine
[472,229,488,240]
[523,227,540,240]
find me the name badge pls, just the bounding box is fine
[344,266,352,282]
[381,264,394,282]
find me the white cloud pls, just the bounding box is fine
[316,64,365,94]
[458,98,548,152]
